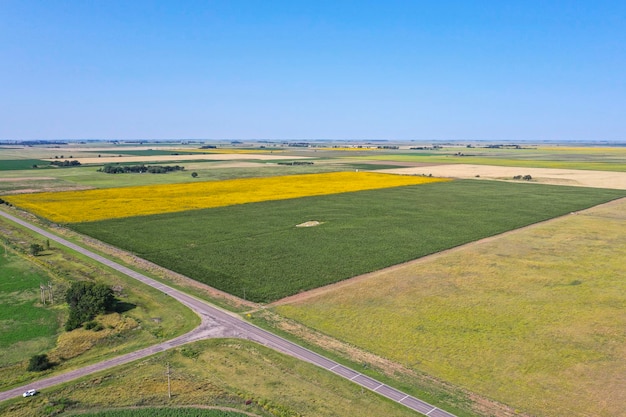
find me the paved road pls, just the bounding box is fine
[0,209,457,417]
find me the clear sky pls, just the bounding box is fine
[1,1,625,141]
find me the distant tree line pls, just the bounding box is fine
[98,164,185,174]
[50,160,81,167]
[277,161,314,166]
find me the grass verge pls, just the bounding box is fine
[0,210,199,391]
[0,339,421,417]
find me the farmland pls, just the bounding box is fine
[354,145,626,172]
[1,339,419,417]
[274,198,626,417]
[4,172,446,222]
[0,213,198,391]
[70,180,624,302]
[0,252,60,367]
[0,159,50,171]
[1,142,625,417]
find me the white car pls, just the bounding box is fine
[23,389,37,397]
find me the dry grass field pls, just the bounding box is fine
[274,198,626,417]
[1,339,418,417]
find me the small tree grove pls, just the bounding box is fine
[65,281,117,331]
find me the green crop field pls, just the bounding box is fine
[0,159,51,171]
[96,150,197,156]
[0,253,60,366]
[274,198,626,417]
[71,181,625,303]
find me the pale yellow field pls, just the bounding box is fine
[275,198,626,417]
[382,164,626,189]
[4,172,448,223]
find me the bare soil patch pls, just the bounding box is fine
[295,221,322,227]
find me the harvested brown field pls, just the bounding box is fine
[381,164,626,189]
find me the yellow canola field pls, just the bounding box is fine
[5,172,448,223]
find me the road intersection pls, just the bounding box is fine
[0,209,456,417]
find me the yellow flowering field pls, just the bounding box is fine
[5,172,448,223]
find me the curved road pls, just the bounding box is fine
[0,209,456,417]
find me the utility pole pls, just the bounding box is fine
[166,362,171,399]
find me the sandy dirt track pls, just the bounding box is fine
[381,164,626,190]
[45,153,311,164]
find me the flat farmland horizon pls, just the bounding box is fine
[69,180,625,302]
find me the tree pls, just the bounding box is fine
[65,281,116,331]
[191,172,198,178]
[27,354,53,372]
[30,243,44,256]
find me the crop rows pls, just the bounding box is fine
[4,172,446,223]
[72,180,625,302]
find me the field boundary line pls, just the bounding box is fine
[268,196,626,307]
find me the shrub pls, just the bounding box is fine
[27,354,53,372]
[84,320,104,331]
[30,243,44,256]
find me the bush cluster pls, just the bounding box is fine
[27,354,53,372]
[65,281,117,331]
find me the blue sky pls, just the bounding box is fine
[1,1,625,141]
